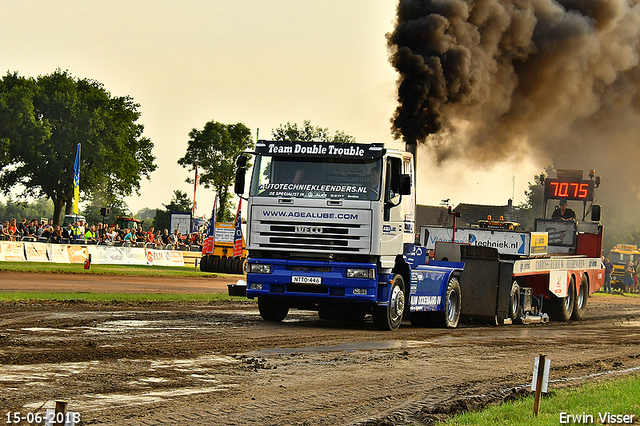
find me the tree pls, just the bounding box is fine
[153,190,192,232]
[0,70,156,225]
[518,168,553,230]
[271,120,356,143]
[178,120,253,222]
[0,197,53,223]
[81,189,131,227]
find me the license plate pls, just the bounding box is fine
[292,275,322,285]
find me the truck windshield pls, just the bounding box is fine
[249,156,383,200]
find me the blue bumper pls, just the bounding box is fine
[246,258,391,304]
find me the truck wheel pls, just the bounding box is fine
[219,256,229,273]
[571,275,589,321]
[437,277,461,328]
[372,274,405,331]
[549,277,575,321]
[258,298,289,322]
[509,281,521,321]
[199,255,207,272]
[210,255,220,272]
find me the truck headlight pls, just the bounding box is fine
[346,268,375,279]
[248,263,271,274]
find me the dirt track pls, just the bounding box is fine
[1,272,640,425]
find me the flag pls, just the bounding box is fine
[73,144,81,215]
[202,195,217,255]
[192,162,199,216]
[233,199,243,258]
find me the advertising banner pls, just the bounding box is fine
[47,244,71,263]
[420,226,546,257]
[0,241,25,262]
[145,249,185,267]
[24,242,49,262]
[67,245,87,263]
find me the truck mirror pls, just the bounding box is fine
[399,174,411,195]
[234,167,246,196]
[591,205,601,222]
[236,154,248,168]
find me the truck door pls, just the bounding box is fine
[381,156,405,258]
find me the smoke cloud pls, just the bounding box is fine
[388,0,640,240]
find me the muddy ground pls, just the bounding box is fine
[1,272,639,425]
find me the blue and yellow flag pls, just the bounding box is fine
[73,143,80,215]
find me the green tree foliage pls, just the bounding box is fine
[135,207,157,228]
[153,190,192,232]
[81,189,131,227]
[271,120,356,143]
[178,120,253,222]
[0,70,156,225]
[0,197,53,223]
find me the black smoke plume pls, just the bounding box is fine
[388,0,640,241]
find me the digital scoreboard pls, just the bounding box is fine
[544,178,594,201]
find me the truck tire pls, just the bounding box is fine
[437,277,461,328]
[210,255,220,272]
[509,281,521,321]
[219,256,229,273]
[372,274,405,331]
[258,298,289,322]
[199,255,207,272]
[571,275,589,321]
[549,277,576,322]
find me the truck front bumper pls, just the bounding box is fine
[245,258,390,304]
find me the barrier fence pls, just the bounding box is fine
[0,241,198,267]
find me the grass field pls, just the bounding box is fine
[0,261,213,277]
[443,374,640,426]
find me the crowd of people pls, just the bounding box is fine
[0,218,203,251]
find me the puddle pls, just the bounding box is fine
[248,340,433,355]
[20,327,72,333]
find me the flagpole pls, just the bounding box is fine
[192,161,198,216]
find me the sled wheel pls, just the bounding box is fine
[509,281,521,321]
[437,277,461,328]
[571,274,589,321]
[549,276,575,321]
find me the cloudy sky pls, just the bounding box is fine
[1,0,540,217]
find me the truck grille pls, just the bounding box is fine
[250,207,371,253]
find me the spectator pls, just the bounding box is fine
[17,218,27,235]
[50,225,62,243]
[85,225,98,244]
[634,259,639,294]
[62,224,73,241]
[105,226,116,244]
[154,230,163,248]
[169,229,185,249]
[603,257,613,293]
[162,229,170,246]
[0,221,9,240]
[40,225,53,242]
[35,221,44,238]
[71,222,83,241]
[7,218,18,241]
[145,226,155,245]
[624,260,634,293]
[96,223,106,243]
